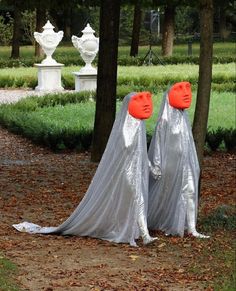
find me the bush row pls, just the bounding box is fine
[0,106,93,152]
[0,54,235,68]
[9,91,92,111]
[0,75,234,93]
[206,127,236,151]
[0,107,235,152]
[0,92,234,152]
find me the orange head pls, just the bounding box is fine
[128,91,153,120]
[168,81,192,109]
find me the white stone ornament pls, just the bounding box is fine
[72,23,99,74]
[34,20,64,92]
[34,20,64,65]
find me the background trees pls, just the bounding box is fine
[0,0,235,164]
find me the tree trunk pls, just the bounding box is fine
[91,0,121,162]
[11,1,22,59]
[35,6,46,57]
[192,0,213,168]
[130,2,142,57]
[64,7,71,41]
[161,5,175,57]
[219,6,230,41]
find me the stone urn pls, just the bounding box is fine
[71,23,99,74]
[34,20,64,65]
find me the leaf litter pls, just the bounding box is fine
[0,127,235,290]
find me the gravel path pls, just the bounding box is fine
[0,89,73,104]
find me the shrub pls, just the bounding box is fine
[10,91,91,112]
[0,54,235,69]
[0,91,234,152]
[223,128,236,151]
[0,14,13,46]
[206,127,225,151]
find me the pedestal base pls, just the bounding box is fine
[35,63,64,91]
[73,72,97,93]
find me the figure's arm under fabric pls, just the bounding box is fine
[148,160,161,180]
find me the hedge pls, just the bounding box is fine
[0,54,235,69]
[0,93,235,152]
[0,74,234,93]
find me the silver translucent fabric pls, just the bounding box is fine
[13,93,151,246]
[147,89,200,237]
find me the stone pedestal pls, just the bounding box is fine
[73,72,97,93]
[35,63,64,91]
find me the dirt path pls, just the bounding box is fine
[0,127,235,290]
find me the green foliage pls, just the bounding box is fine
[175,6,199,35]
[206,127,236,151]
[0,55,235,68]
[0,98,95,151]
[0,90,234,152]
[206,127,225,151]
[0,13,13,46]
[0,43,235,68]
[12,91,91,110]
[21,10,36,45]
[0,63,235,93]
[119,6,134,45]
[223,128,236,151]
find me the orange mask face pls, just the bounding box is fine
[128,91,153,119]
[168,81,192,109]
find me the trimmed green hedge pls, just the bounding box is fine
[0,92,235,152]
[0,74,234,93]
[0,101,94,152]
[0,55,235,69]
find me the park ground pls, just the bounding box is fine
[0,127,235,290]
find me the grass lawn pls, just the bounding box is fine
[0,63,234,80]
[146,91,235,133]
[0,48,234,151]
[0,255,19,291]
[0,90,234,139]
[0,63,234,93]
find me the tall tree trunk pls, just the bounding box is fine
[35,6,46,57]
[11,0,22,59]
[161,5,175,57]
[91,0,121,162]
[64,7,71,41]
[192,0,213,168]
[219,6,230,41]
[130,2,142,57]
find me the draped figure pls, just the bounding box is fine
[13,92,158,246]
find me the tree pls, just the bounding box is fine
[130,1,142,56]
[91,0,121,162]
[21,9,36,45]
[175,6,199,35]
[217,0,236,40]
[192,0,214,168]
[0,13,13,46]
[35,4,46,57]
[161,2,176,56]
[11,0,23,58]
